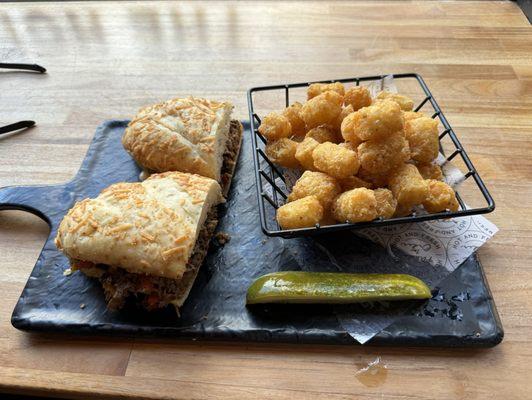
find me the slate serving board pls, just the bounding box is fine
[2,120,503,347]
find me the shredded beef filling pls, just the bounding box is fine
[220,120,242,195]
[77,120,242,311]
[100,209,218,310]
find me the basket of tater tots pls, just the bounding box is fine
[248,74,495,237]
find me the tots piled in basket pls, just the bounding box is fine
[257,82,459,230]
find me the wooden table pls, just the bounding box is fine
[1,1,531,398]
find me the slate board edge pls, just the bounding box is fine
[2,120,503,348]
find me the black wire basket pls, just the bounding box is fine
[247,73,495,238]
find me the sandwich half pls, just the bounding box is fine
[122,97,234,182]
[55,171,223,311]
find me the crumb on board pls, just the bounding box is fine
[215,232,231,245]
[80,303,86,309]
[63,268,73,277]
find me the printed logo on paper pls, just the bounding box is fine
[473,217,498,236]
[447,231,490,268]
[376,223,413,236]
[356,229,387,247]
[389,231,446,268]
[420,217,471,237]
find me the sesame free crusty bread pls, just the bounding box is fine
[55,172,223,280]
[55,120,243,311]
[122,97,233,181]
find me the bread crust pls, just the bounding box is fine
[55,172,223,279]
[122,97,233,180]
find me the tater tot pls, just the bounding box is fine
[305,125,338,143]
[357,131,411,174]
[338,141,357,151]
[394,204,415,217]
[332,188,377,223]
[374,188,397,219]
[282,102,306,137]
[258,112,292,141]
[340,112,363,147]
[339,175,373,192]
[276,196,324,230]
[417,162,443,181]
[352,100,404,141]
[312,142,360,179]
[405,116,439,163]
[299,91,343,129]
[265,138,301,169]
[343,86,372,111]
[403,111,426,121]
[388,163,429,211]
[295,137,320,170]
[357,167,390,188]
[330,104,354,137]
[423,180,459,213]
[375,91,414,111]
[288,171,341,208]
[319,208,338,226]
[307,82,345,100]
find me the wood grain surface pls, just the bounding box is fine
[0,1,531,399]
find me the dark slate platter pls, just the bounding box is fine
[1,120,503,347]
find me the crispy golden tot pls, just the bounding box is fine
[312,142,360,179]
[403,111,426,121]
[352,100,404,141]
[394,204,415,217]
[282,102,306,137]
[299,91,343,129]
[374,188,397,219]
[288,171,341,208]
[405,116,439,163]
[357,131,411,174]
[423,180,459,213]
[357,167,390,188]
[417,162,443,181]
[339,175,373,192]
[295,137,320,170]
[340,112,363,147]
[344,86,372,111]
[332,188,377,223]
[258,112,292,141]
[388,163,428,214]
[276,196,324,230]
[307,82,345,100]
[319,208,338,226]
[375,91,414,111]
[305,125,338,143]
[265,138,301,169]
[338,141,357,151]
[330,105,355,137]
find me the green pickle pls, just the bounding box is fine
[246,271,432,304]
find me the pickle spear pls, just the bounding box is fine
[246,271,431,304]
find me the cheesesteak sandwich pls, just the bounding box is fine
[55,97,242,312]
[55,172,223,311]
[122,96,241,191]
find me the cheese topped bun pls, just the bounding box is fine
[55,171,222,280]
[122,97,233,181]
